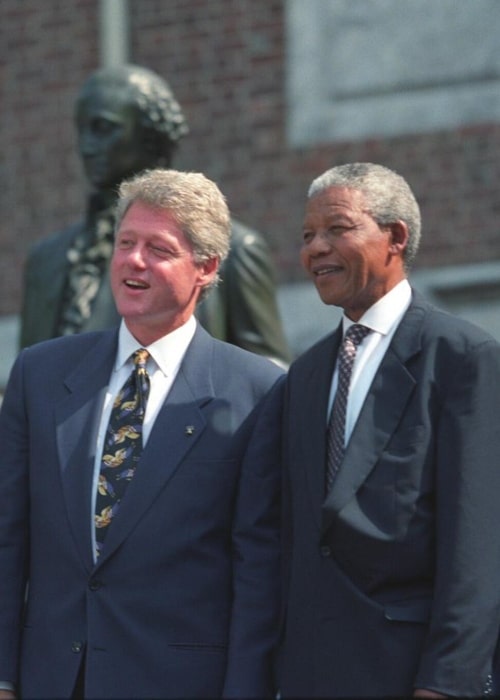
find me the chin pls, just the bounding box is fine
[316,289,341,307]
[114,301,142,320]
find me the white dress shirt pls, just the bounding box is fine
[328,279,412,445]
[90,316,197,561]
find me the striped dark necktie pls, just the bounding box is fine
[326,325,370,492]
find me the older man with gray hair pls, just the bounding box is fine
[278,162,500,698]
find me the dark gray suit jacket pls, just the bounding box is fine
[279,290,500,697]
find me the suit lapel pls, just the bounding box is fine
[95,326,216,568]
[322,299,426,533]
[56,331,118,572]
[298,330,341,528]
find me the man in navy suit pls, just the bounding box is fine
[278,163,500,697]
[0,168,284,698]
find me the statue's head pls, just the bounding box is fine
[75,64,188,191]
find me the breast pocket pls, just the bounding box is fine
[384,425,426,455]
[356,425,428,537]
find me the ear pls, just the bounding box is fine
[387,220,409,256]
[196,257,219,287]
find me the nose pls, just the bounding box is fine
[303,230,333,257]
[124,245,147,269]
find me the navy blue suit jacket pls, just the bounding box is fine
[0,323,284,698]
[279,291,500,697]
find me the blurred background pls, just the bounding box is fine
[2,0,500,388]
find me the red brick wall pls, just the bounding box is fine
[3,0,500,316]
[3,0,97,315]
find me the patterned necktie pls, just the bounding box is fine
[326,324,371,492]
[94,348,150,558]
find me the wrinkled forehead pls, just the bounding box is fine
[305,186,368,217]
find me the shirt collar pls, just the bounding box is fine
[115,316,197,377]
[342,279,412,337]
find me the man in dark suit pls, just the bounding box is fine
[0,168,283,699]
[278,162,500,697]
[19,64,291,367]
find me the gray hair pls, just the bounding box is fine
[115,169,231,297]
[76,64,188,159]
[308,163,421,270]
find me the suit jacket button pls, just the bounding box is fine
[71,641,83,653]
[320,545,332,558]
[88,578,102,591]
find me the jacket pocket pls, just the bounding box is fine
[383,598,431,623]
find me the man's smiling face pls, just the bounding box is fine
[300,186,405,321]
[110,200,217,345]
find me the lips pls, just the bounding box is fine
[124,279,149,289]
[311,264,344,277]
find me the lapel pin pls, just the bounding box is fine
[185,425,195,436]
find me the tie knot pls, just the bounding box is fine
[344,324,370,347]
[133,348,149,372]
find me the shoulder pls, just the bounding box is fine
[213,335,284,377]
[195,327,285,391]
[27,221,83,261]
[5,331,116,409]
[230,218,266,244]
[20,330,113,367]
[289,330,337,372]
[406,290,499,351]
[228,218,269,257]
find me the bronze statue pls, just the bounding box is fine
[19,64,291,366]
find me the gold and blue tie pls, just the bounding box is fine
[94,349,150,558]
